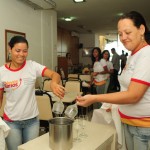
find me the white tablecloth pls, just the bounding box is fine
[18,120,116,150]
[91,104,126,150]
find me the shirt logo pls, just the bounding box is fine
[4,79,22,89]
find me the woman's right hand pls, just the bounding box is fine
[76,94,95,107]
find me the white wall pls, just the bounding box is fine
[0,0,57,70]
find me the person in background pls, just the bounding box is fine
[120,50,127,75]
[91,47,108,108]
[110,47,120,91]
[101,50,114,94]
[66,52,73,67]
[0,36,65,150]
[77,11,150,150]
[66,52,73,73]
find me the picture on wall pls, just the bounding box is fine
[5,29,26,62]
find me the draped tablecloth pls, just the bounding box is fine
[91,104,127,150]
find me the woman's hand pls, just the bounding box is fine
[50,82,65,99]
[76,94,95,107]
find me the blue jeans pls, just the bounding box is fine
[123,123,150,150]
[104,78,110,94]
[4,117,39,150]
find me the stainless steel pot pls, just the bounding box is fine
[49,117,74,150]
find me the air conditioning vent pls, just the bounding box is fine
[17,0,56,10]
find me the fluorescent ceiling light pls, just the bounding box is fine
[73,0,86,3]
[117,13,124,16]
[61,17,76,22]
[64,18,72,21]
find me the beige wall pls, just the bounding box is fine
[0,0,57,70]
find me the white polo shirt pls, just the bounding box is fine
[106,61,113,78]
[119,45,150,118]
[0,60,46,121]
[93,59,107,82]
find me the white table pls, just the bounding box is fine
[18,121,116,150]
[47,92,82,103]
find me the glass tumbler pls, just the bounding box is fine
[52,99,64,115]
[64,103,78,119]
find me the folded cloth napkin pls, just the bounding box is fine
[111,105,126,150]
[0,117,10,150]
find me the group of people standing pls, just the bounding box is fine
[90,47,114,108]
[91,46,123,97]
[96,47,128,93]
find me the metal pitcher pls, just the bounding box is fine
[49,117,74,150]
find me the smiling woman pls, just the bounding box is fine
[5,29,26,62]
[0,35,65,150]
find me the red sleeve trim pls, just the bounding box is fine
[42,67,47,77]
[131,78,150,86]
[0,88,4,91]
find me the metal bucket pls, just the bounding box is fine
[49,117,74,150]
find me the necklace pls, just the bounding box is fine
[9,62,11,68]
[8,61,25,70]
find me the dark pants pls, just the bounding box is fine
[109,69,120,91]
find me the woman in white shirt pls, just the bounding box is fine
[101,50,114,94]
[91,47,108,108]
[77,11,150,150]
[0,36,65,150]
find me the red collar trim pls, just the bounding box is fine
[131,44,149,56]
[5,61,26,72]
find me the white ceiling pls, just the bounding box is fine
[54,0,150,40]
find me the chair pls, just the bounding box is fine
[36,92,53,132]
[68,74,79,79]
[64,80,87,115]
[35,78,41,89]
[79,74,91,82]
[65,80,81,93]
[79,74,91,95]
[79,74,94,113]
[42,78,52,92]
[0,95,6,117]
